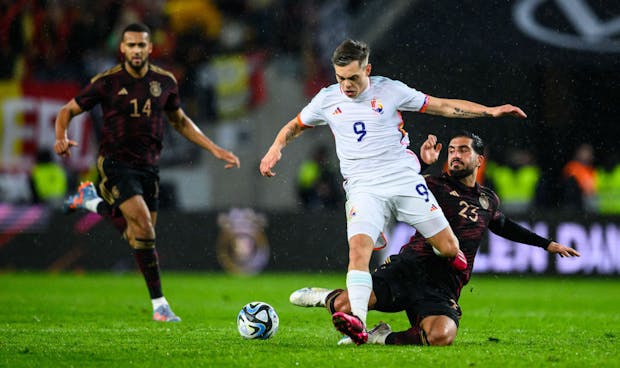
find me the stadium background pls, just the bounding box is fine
[1,0,619,274]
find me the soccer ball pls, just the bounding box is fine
[237,301,279,339]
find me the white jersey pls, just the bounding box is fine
[298,76,429,185]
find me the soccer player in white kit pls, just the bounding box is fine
[260,39,527,344]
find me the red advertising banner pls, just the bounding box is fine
[0,78,94,173]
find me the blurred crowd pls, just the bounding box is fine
[481,142,620,216]
[0,0,363,206]
[296,141,620,216]
[1,0,362,110]
[2,0,619,216]
[1,0,306,117]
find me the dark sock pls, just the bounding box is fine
[386,326,429,345]
[133,247,163,299]
[96,202,110,216]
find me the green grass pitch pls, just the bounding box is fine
[0,272,618,367]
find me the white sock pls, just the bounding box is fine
[151,296,168,310]
[346,270,372,326]
[84,197,103,213]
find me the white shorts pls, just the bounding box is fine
[344,174,449,242]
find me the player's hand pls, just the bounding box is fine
[259,148,281,177]
[546,241,580,258]
[420,134,442,165]
[214,148,240,169]
[54,138,78,157]
[490,104,527,119]
[450,249,468,271]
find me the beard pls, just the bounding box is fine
[449,165,475,179]
[126,57,146,72]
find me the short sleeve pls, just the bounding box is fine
[164,77,181,111]
[298,89,327,127]
[391,80,429,112]
[75,78,104,111]
[490,190,503,222]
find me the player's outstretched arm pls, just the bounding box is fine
[546,241,581,258]
[423,96,527,119]
[167,108,240,169]
[489,215,581,257]
[54,99,83,157]
[259,118,307,177]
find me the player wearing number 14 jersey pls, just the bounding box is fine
[54,23,239,322]
[77,59,178,166]
[260,39,527,344]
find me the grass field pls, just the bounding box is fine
[1,272,618,367]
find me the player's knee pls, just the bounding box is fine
[425,326,456,346]
[126,217,155,239]
[427,332,455,346]
[136,219,154,234]
[348,235,374,269]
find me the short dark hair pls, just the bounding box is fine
[451,130,485,155]
[331,39,370,67]
[122,23,151,38]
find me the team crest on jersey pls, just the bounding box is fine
[370,98,383,114]
[149,81,162,97]
[479,194,489,210]
[348,207,357,220]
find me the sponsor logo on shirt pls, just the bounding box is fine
[333,107,342,115]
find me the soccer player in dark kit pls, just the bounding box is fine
[54,23,240,322]
[289,131,580,345]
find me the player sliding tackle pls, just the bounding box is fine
[261,38,528,345]
[290,131,580,346]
